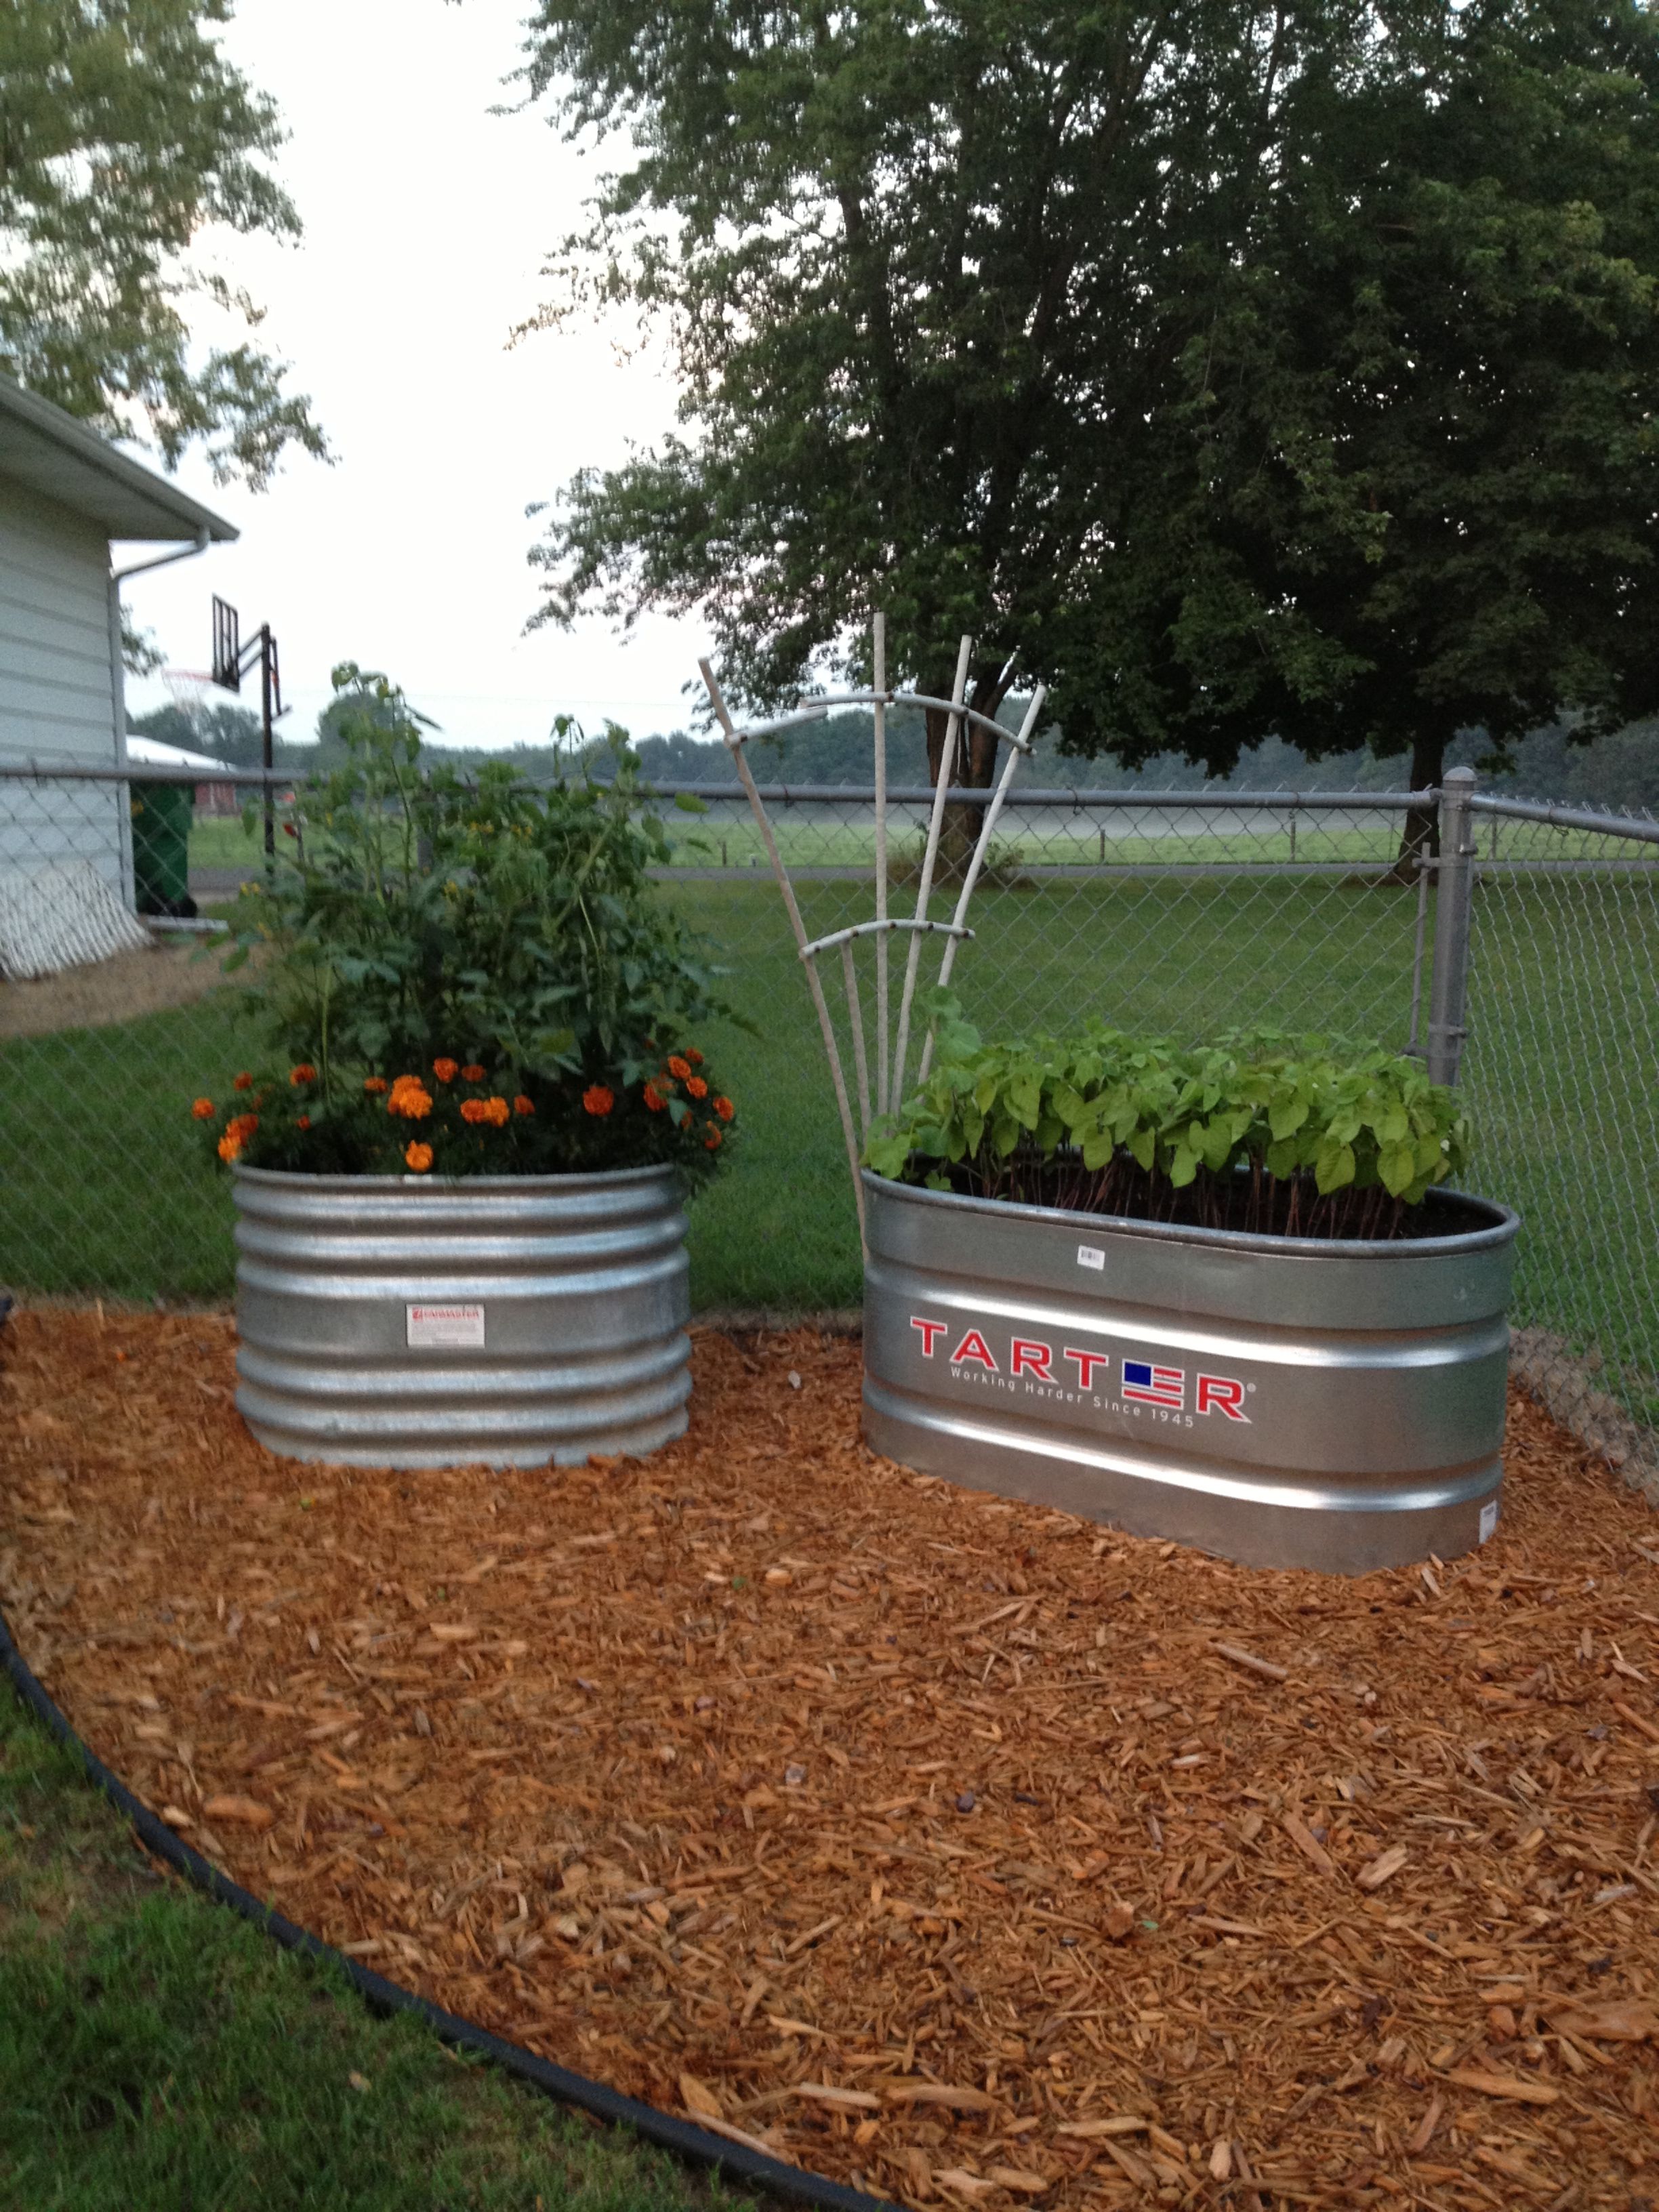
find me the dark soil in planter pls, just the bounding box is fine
[5,1307,1658,2207]
[904,1153,1487,1242]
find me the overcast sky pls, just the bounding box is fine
[122,0,706,752]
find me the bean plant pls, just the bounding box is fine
[864,995,1473,1240]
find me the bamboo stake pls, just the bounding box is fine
[698,656,867,1242]
[890,634,971,1108]
[872,613,889,1118]
[839,937,872,1139]
[917,684,1046,1084]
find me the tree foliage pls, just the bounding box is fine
[0,0,325,483]
[521,0,1659,813]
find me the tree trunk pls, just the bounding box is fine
[1391,726,1450,883]
[923,679,1007,884]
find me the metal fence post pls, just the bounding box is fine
[1427,765,1477,1088]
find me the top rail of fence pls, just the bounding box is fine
[12,762,1659,849]
[0,759,1441,811]
[1469,792,1659,846]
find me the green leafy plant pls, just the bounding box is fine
[864,996,1471,1240]
[195,665,736,1181]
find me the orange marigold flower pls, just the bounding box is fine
[363,1076,388,1095]
[218,1113,258,1162]
[290,1063,317,1086]
[714,1095,735,1122]
[388,1083,433,1120]
[460,1099,489,1124]
[642,1083,666,1113]
[296,1114,312,1130]
[704,1126,723,1150]
[190,1097,215,1120]
[582,1085,614,1118]
[461,1063,485,1083]
[233,1071,253,1092]
[405,1141,433,1173]
[484,1096,510,1127]
[432,1057,459,1084]
[685,1076,708,1100]
[686,1048,704,1065]
[667,1055,692,1080]
[513,1094,535,1117]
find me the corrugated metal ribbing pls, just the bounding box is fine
[232,1165,690,1469]
[861,1172,1519,1574]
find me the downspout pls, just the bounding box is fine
[106,528,211,907]
[107,527,212,766]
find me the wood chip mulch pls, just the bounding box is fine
[5,1307,1659,2211]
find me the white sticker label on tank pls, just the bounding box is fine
[1479,1498,1500,1544]
[1076,1244,1105,1271]
[407,1302,485,1349]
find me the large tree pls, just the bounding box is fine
[0,0,324,485]
[522,0,1659,850]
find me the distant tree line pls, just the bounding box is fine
[130,696,1659,814]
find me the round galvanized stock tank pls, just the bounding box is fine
[861,1170,1519,1575]
[232,1165,691,1469]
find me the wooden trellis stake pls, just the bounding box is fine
[698,618,1044,1246]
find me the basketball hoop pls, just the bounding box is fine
[160,668,216,726]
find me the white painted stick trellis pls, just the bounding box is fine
[697,617,1044,1245]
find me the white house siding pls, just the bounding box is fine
[0,472,127,895]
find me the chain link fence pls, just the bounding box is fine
[1,760,1655,1492]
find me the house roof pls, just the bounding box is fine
[0,377,239,544]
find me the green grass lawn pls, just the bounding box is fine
[3,863,1657,1423]
[0,1681,738,2212]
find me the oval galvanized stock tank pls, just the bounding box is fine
[231,1165,691,1469]
[861,1170,1519,1574]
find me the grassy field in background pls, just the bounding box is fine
[185,809,1416,878]
[2,870,1655,1406]
[0,873,1425,1312]
[0,1683,733,2212]
[187,806,1654,881]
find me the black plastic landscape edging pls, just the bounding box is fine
[0,1607,898,2212]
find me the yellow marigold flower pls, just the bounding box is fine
[405,1141,433,1173]
[432,1058,459,1084]
[190,1097,215,1120]
[582,1086,614,1118]
[685,1076,708,1100]
[290,1063,317,1086]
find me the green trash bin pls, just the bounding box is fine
[130,780,198,919]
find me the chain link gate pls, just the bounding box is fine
[1,756,1656,1494]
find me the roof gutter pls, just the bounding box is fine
[107,528,212,768]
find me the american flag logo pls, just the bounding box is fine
[1122,1359,1184,1408]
